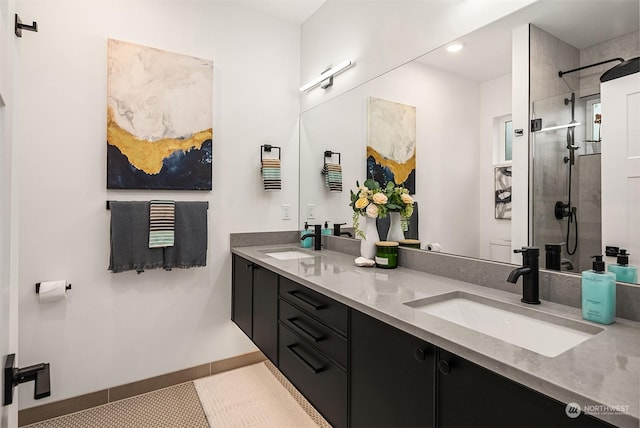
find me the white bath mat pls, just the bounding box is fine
[194,362,324,427]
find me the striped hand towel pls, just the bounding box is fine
[261,159,281,191]
[322,162,342,192]
[149,200,175,248]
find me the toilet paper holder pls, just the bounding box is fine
[35,282,72,294]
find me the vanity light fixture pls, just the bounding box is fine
[299,60,353,92]
[446,42,464,53]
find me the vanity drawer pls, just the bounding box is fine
[278,324,347,428]
[279,299,347,369]
[279,277,347,336]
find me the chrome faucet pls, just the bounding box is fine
[507,246,541,304]
[300,224,322,250]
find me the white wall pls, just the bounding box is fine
[479,73,512,260]
[15,0,300,408]
[300,0,536,111]
[300,61,481,257]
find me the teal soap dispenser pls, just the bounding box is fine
[300,222,312,248]
[321,221,332,236]
[608,249,638,283]
[582,255,616,325]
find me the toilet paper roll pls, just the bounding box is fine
[38,280,68,303]
[426,242,442,252]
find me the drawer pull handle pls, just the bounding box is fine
[286,345,324,374]
[287,291,324,311]
[286,317,324,342]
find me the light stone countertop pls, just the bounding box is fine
[232,244,640,428]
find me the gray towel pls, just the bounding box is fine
[163,202,208,270]
[109,201,164,273]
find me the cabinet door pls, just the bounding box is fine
[437,349,613,427]
[252,266,278,364]
[350,309,436,428]
[231,255,253,338]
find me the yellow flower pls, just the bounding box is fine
[372,192,388,204]
[355,197,369,209]
[401,193,414,204]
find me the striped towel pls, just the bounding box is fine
[149,200,175,248]
[322,162,342,192]
[261,159,281,191]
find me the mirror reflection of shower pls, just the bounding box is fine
[532,91,602,273]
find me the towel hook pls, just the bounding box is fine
[15,14,38,38]
[261,144,281,162]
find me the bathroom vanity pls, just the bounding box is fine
[231,243,639,428]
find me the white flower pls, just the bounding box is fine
[366,203,379,218]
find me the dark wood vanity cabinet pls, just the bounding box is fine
[350,309,436,428]
[231,255,278,364]
[231,256,615,428]
[436,349,613,428]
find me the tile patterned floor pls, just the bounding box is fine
[23,382,208,428]
[23,362,330,428]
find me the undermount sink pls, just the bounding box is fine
[404,291,603,357]
[259,248,319,260]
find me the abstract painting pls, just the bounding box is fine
[107,39,213,190]
[495,166,512,219]
[366,97,416,194]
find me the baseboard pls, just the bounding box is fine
[18,351,266,426]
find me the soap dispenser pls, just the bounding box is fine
[607,249,638,283]
[582,255,616,325]
[321,221,332,236]
[301,222,312,248]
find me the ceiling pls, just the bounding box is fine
[416,0,640,82]
[236,0,326,24]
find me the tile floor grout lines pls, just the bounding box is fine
[24,362,330,428]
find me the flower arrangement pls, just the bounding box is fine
[349,179,414,238]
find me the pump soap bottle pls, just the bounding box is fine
[321,221,332,236]
[301,222,312,248]
[608,249,638,283]
[582,255,616,325]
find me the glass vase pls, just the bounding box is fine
[386,212,405,242]
[359,215,380,259]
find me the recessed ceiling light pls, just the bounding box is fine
[446,42,464,53]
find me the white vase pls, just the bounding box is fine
[386,212,405,242]
[359,215,379,259]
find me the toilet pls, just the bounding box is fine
[490,239,512,263]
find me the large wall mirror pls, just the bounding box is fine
[299,0,639,284]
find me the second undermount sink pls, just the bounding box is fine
[259,248,319,260]
[404,291,604,357]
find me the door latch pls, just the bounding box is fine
[3,353,51,406]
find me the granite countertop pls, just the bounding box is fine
[232,244,640,428]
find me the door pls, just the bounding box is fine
[1,1,19,424]
[231,255,253,338]
[251,266,278,364]
[350,309,435,428]
[601,72,640,271]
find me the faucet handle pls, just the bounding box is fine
[514,246,539,254]
[514,247,539,267]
